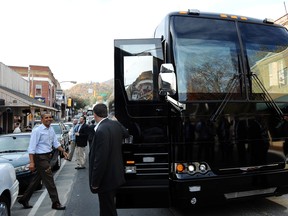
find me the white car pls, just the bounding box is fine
[0,163,19,216]
[64,122,74,142]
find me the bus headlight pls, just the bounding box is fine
[188,164,196,172]
[199,163,207,172]
[125,166,136,174]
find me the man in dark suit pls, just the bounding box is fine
[89,103,129,216]
[75,115,88,169]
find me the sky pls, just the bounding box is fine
[0,0,287,89]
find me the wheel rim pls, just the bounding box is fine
[58,154,61,167]
[0,202,9,216]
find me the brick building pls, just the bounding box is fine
[9,65,60,109]
[0,62,58,133]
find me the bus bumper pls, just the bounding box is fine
[170,170,288,207]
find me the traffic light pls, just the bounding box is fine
[67,98,72,108]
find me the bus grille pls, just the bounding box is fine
[134,152,169,177]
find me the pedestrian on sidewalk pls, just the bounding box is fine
[89,103,129,216]
[18,113,68,210]
[67,118,79,161]
[13,122,21,133]
[75,115,88,169]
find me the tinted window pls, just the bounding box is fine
[115,39,163,102]
[239,22,288,100]
[171,16,241,101]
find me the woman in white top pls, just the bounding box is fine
[13,122,21,133]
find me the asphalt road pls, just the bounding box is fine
[11,150,288,216]
[11,151,174,216]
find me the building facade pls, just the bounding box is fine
[0,63,58,133]
[275,14,288,28]
[9,65,59,108]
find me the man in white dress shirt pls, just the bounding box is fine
[18,113,68,210]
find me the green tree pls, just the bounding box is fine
[72,96,89,112]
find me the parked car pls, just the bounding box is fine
[0,132,61,193]
[0,163,19,216]
[63,122,74,143]
[51,122,70,156]
[64,122,73,130]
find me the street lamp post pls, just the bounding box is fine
[59,81,77,88]
[60,81,77,84]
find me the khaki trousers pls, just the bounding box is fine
[68,140,76,161]
[76,146,86,167]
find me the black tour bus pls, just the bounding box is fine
[113,9,288,208]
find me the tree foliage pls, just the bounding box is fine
[64,79,114,111]
[72,96,90,112]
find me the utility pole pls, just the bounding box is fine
[28,66,30,96]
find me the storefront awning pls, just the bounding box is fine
[0,85,58,112]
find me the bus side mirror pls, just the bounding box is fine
[158,63,176,96]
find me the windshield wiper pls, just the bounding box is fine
[210,73,241,122]
[251,72,284,121]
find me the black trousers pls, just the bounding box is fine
[98,190,117,216]
[20,154,60,204]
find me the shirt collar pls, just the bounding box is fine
[94,117,107,132]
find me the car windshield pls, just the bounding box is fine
[64,124,72,130]
[0,135,30,152]
[51,125,61,134]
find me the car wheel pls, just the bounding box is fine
[0,195,10,216]
[65,142,70,153]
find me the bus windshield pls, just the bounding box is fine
[171,16,288,102]
[239,22,288,101]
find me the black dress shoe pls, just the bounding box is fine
[75,166,85,169]
[52,202,66,210]
[18,199,33,209]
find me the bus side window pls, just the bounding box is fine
[124,56,154,101]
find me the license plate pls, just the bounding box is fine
[143,157,155,162]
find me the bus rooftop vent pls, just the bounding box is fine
[188,9,200,15]
[263,18,274,24]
